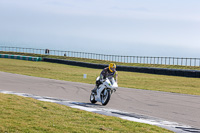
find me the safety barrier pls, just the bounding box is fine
[0,54,42,61]
[43,58,200,78]
[1,55,199,78]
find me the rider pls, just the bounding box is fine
[92,63,118,93]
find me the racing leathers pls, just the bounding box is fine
[100,67,118,83]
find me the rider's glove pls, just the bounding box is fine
[100,76,106,83]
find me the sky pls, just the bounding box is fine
[0,0,200,57]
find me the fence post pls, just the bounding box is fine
[198,58,200,67]
[168,57,170,65]
[146,57,148,64]
[118,56,119,62]
[185,58,187,66]
[181,58,183,66]
[149,57,151,64]
[177,58,179,65]
[136,56,138,63]
[128,56,129,63]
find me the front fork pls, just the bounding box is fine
[95,85,105,101]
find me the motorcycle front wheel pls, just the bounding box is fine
[101,89,111,106]
[90,93,97,104]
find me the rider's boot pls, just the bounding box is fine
[92,86,97,94]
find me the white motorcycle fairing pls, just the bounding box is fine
[90,77,118,105]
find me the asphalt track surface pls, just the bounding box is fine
[1,71,200,131]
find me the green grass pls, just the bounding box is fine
[0,58,200,95]
[0,53,197,133]
[0,93,173,132]
[1,51,200,70]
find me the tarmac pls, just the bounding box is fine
[1,71,200,132]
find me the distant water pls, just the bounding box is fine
[1,42,199,58]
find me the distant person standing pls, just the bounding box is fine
[45,49,49,55]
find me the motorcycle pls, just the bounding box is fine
[90,76,118,106]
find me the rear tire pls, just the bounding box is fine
[90,93,97,104]
[101,89,111,106]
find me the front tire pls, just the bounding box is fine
[101,89,111,106]
[90,93,97,104]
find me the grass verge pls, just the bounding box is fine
[0,93,172,133]
[0,58,200,95]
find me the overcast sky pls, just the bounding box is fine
[0,0,200,57]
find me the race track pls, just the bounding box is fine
[0,71,200,131]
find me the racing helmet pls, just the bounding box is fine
[109,63,116,72]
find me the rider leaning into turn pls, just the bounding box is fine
[92,63,118,93]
